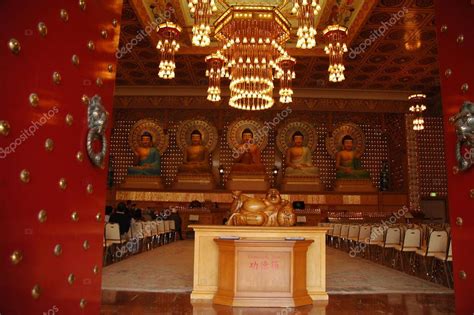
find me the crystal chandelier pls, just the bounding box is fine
[207,6,292,111]
[408,93,427,131]
[276,56,296,103]
[323,25,348,82]
[205,52,227,102]
[291,0,321,49]
[156,22,182,79]
[188,0,217,47]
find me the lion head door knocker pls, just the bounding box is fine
[450,101,474,172]
[86,95,109,168]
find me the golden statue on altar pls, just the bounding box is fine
[226,119,270,191]
[174,119,218,190]
[326,123,376,192]
[277,121,323,192]
[231,128,266,173]
[121,119,168,189]
[226,189,296,227]
[178,130,210,173]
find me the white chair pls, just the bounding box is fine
[380,227,401,266]
[348,225,360,241]
[331,224,342,247]
[368,225,384,261]
[393,228,421,272]
[142,222,153,250]
[149,221,160,247]
[104,223,124,263]
[157,220,166,245]
[415,230,448,280]
[164,220,172,242]
[131,221,144,252]
[432,238,453,288]
[338,224,350,249]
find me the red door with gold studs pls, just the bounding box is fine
[435,1,474,314]
[0,1,123,314]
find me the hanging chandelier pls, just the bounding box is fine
[205,52,227,102]
[188,0,217,47]
[323,25,348,82]
[276,56,296,103]
[204,6,293,110]
[156,22,182,79]
[408,93,427,131]
[291,0,321,49]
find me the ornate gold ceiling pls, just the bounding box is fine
[116,0,440,105]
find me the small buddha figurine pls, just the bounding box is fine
[177,130,210,173]
[285,131,319,176]
[335,135,370,179]
[231,128,266,173]
[128,132,161,175]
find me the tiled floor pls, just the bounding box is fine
[100,291,455,315]
[102,240,452,294]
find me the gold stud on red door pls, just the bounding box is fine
[8,38,21,55]
[0,120,11,136]
[38,209,47,223]
[10,250,23,265]
[71,54,80,66]
[44,138,54,152]
[37,22,47,37]
[60,9,69,22]
[20,169,30,183]
[29,93,39,107]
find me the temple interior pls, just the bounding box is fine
[2,0,473,314]
[103,0,457,313]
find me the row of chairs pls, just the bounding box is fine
[104,220,177,265]
[320,222,453,288]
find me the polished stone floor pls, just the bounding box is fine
[100,291,455,315]
[102,240,451,294]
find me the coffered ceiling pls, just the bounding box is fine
[115,0,441,112]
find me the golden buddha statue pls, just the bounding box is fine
[226,189,296,227]
[127,132,161,176]
[231,128,266,173]
[285,131,319,176]
[335,135,370,179]
[177,130,210,173]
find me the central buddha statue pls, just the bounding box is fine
[127,131,161,176]
[335,135,371,179]
[231,128,266,173]
[177,130,210,173]
[285,131,319,176]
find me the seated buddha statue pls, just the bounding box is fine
[177,130,210,173]
[336,135,371,179]
[127,132,161,176]
[285,131,319,176]
[231,128,266,173]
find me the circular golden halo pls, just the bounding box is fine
[128,119,169,153]
[276,120,317,155]
[227,119,268,150]
[176,119,218,153]
[326,123,366,158]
